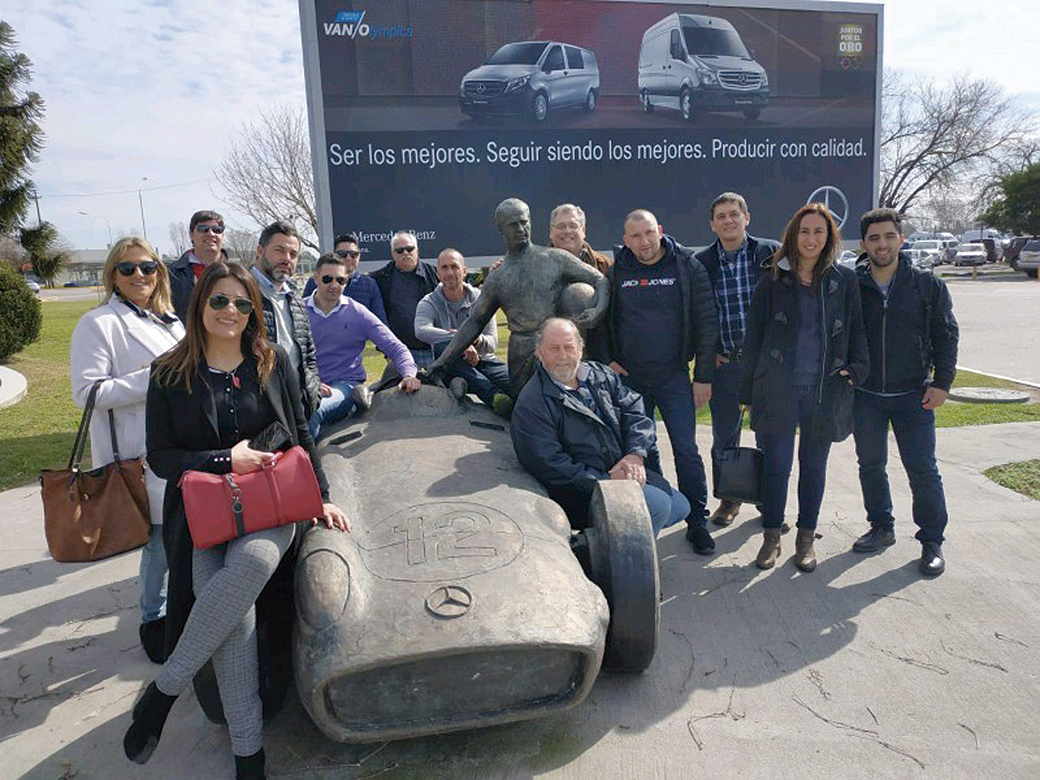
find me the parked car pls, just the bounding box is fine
[1016,239,1040,278]
[459,41,600,123]
[977,237,1001,264]
[837,249,859,268]
[63,279,94,287]
[905,248,933,269]
[912,240,944,267]
[25,278,40,294]
[637,13,769,121]
[953,243,987,267]
[1004,236,1038,269]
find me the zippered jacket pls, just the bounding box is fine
[855,253,958,393]
[739,259,869,441]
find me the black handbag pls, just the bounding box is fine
[713,411,763,505]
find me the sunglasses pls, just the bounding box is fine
[195,224,225,234]
[116,261,158,276]
[321,274,347,285]
[208,293,254,315]
[394,246,416,254]
[335,248,361,259]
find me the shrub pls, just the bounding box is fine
[0,261,42,361]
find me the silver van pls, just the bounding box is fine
[460,41,600,124]
[637,14,769,121]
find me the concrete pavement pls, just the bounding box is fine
[2,421,1039,779]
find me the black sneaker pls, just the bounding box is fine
[852,526,896,553]
[919,541,945,577]
[685,524,715,555]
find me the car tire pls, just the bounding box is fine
[583,89,597,113]
[584,480,659,673]
[530,92,549,124]
[680,87,693,122]
[743,108,762,120]
[641,89,654,114]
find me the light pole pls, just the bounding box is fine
[77,210,113,248]
[138,177,149,241]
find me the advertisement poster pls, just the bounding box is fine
[300,0,882,260]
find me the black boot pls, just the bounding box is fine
[123,682,177,764]
[236,748,266,780]
[139,617,168,664]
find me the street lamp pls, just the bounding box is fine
[138,176,149,241]
[77,210,113,248]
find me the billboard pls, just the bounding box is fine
[300,0,882,261]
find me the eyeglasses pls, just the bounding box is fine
[207,293,254,315]
[195,224,225,234]
[552,221,583,231]
[335,248,361,259]
[394,246,416,254]
[116,261,158,276]
[321,274,347,285]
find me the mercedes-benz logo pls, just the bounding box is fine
[475,82,486,94]
[807,185,850,228]
[738,73,747,85]
[425,585,473,618]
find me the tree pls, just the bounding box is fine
[168,221,189,257]
[223,227,258,266]
[20,221,65,286]
[215,103,317,247]
[0,21,45,236]
[879,72,1027,215]
[978,163,1040,236]
[0,260,42,361]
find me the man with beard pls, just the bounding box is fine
[511,318,689,534]
[302,233,386,323]
[852,208,958,576]
[251,220,322,417]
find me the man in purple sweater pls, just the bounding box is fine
[306,252,420,438]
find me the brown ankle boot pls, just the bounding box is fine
[755,529,782,569]
[711,499,741,527]
[794,528,818,572]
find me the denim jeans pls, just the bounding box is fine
[624,369,708,527]
[708,356,760,475]
[758,385,833,530]
[853,390,948,544]
[140,523,168,623]
[643,482,691,537]
[432,342,510,406]
[308,379,357,438]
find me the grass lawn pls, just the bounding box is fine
[984,459,1040,501]
[1,302,1038,490]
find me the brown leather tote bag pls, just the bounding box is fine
[40,381,151,562]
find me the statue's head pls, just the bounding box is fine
[496,198,531,252]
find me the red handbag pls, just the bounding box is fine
[180,445,324,549]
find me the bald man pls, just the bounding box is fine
[594,209,719,555]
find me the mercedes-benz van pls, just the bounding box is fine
[637,14,769,121]
[460,41,600,124]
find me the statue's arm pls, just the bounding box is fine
[430,287,498,371]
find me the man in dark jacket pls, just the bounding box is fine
[168,209,227,321]
[594,209,718,554]
[512,318,689,534]
[852,208,958,576]
[695,192,780,528]
[302,232,387,323]
[250,220,322,418]
[371,231,439,370]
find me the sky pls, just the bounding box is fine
[4,0,1039,255]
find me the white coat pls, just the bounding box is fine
[69,297,185,524]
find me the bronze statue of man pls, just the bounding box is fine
[430,198,609,397]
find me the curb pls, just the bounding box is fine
[0,365,28,410]
[957,365,1040,390]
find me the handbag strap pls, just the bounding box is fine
[735,408,746,447]
[68,381,102,471]
[108,409,122,463]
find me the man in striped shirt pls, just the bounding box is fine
[695,193,780,528]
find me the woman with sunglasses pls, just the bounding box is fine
[739,203,869,572]
[126,262,348,778]
[70,237,185,664]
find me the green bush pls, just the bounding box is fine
[0,262,42,361]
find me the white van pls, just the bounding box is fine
[637,13,769,121]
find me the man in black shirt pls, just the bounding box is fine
[371,231,439,371]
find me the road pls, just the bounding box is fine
[939,268,1040,386]
[37,286,104,304]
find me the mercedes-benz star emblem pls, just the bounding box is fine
[807,185,851,229]
[425,585,473,618]
[476,82,486,94]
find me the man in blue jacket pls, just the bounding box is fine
[512,317,688,534]
[594,209,718,554]
[852,208,958,576]
[695,192,780,528]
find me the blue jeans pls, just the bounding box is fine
[758,385,833,530]
[140,523,168,623]
[644,482,691,537]
[624,369,708,528]
[853,390,948,544]
[709,356,760,476]
[432,342,510,406]
[308,379,357,438]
